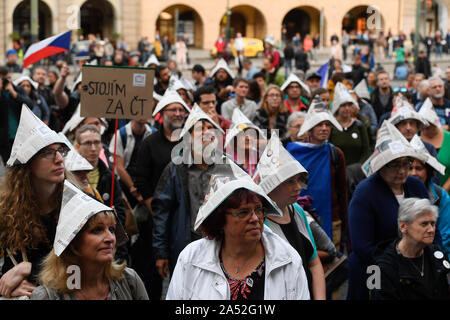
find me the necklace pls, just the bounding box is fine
[397,244,424,277]
[77,282,109,300]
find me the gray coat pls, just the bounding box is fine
[30,267,149,300]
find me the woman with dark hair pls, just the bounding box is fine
[166,162,310,300]
[246,79,262,105]
[13,76,50,125]
[0,105,70,298]
[253,85,289,139]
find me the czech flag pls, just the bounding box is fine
[23,30,72,68]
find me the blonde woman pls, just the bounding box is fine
[253,85,289,139]
[31,181,148,300]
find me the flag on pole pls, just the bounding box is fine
[316,61,329,88]
[23,30,72,68]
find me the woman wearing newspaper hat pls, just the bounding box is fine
[30,181,148,300]
[347,121,429,300]
[254,133,326,299]
[408,135,450,260]
[0,105,71,298]
[166,161,310,300]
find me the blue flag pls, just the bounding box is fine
[317,61,329,88]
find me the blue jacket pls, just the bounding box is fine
[347,173,429,300]
[430,182,450,260]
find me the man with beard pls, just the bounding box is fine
[32,67,59,130]
[416,77,450,130]
[154,64,171,96]
[445,66,450,100]
[210,58,235,115]
[151,105,228,282]
[132,92,190,299]
[371,70,394,120]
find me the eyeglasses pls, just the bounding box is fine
[79,140,102,148]
[267,94,281,99]
[37,146,69,159]
[164,107,187,114]
[393,87,408,93]
[385,159,413,171]
[226,207,266,219]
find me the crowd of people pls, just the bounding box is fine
[0,27,450,301]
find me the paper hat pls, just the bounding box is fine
[354,79,371,101]
[58,133,93,172]
[7,105,69,167]
[144,54,160,67]
[53,180,128,256]
[61,104,108,135]
[331,82,359,114]
[418,98,442,128]
[194,160,282,231]
[264,35,275,46]
[254,132,308,194]
[388,95,427,126]
[13,75,38,90]
[225,108,265,147]
[210,58,235,79]
[152,90,190,117]
[409,134,446,175]
[73,60,98,92]
[171,79,189,92]
[361,120,426,177]
[298,96,343,137]
[178,104,224,139]
[280,73,311,96]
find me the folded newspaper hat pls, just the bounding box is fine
[153,91,162,102]
[298,96,343,137]
[13,75,38,90]
[280,73,311,96]
[7,105,69,167]
[194,160,282,231]
[264,35,275,46]
[210,58,235,79]
[58,133,93,172]
[418,98,441,128]
[254,132,308,194]
[61,104,108,135]
[331,82,359,114]
[409,134,446,175]
[178,104,224,139]
[54,180,128,256]
[144,54,160,67]
[152,89,190,117]
[361,120,426,177]
[388,95,427,126]
[353,79,371,101]
[225,108,265,147]
[171,79,189,92]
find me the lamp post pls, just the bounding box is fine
[414,0,421,59]
[225,0,231,44]
[31,0,38,43]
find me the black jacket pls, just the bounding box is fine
[252,108,288,139]
[371,87,394,120]
[352,65,368,87]
[294,50,309,72]
[415,57,431,78]
[371,239,450,300]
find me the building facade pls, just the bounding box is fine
[1,0,450,59]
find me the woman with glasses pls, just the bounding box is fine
[0,106,71,298]
[347,121,429,300]
[253,85,289,139]
[166,162,310,300]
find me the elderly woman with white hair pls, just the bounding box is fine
[281,111,308,147]
[371,198,450,300]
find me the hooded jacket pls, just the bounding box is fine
[166,226,310,300]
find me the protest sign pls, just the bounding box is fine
[80,65,154,119]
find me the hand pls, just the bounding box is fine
[225,85,234,93]
[0,262,32,298]
[10,280,35,298]
[60,64,70,78]
[155,259,169,279]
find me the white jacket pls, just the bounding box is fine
[166,226,310,300]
